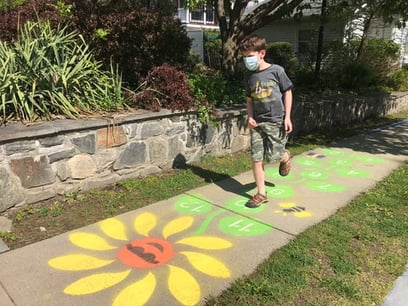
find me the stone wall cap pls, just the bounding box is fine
[0,109,180,144]
[0,106,249,144]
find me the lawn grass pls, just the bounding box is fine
[1,111,407,305]
[204,161,408,305]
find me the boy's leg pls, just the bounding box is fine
[253,160,266,196]
[279,149,291,176]
[262,122,291,176]
[246,127,268,208]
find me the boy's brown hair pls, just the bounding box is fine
[239,34,267,52]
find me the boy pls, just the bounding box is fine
[239,34,293,208]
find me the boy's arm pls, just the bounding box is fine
[246,96,257,129]
[283,89,293,134]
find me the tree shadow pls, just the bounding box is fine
[330,119,408,156]
[172,154,275,199]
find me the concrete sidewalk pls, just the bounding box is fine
[0,120,407,306]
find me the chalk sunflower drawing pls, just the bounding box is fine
[48,212,232,306]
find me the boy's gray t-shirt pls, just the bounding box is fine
[244,64,293,123]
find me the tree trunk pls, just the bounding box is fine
[356,14,374,60]
[222,36,240,77]
[315,0,328,78]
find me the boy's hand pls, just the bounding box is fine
[284,118,293,134]
[248,117,258,129]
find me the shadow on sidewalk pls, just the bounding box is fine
[172,154,275,199]
[331,119,408,156]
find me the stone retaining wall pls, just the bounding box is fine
[0,92,407,212]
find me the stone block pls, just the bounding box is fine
[92,149,120,170]
[71,134,96,153]
[114,142,147,170]
[166,123,185,136]
[9,156,55,188]
[48,147,76,163]
[4,140,36,155]
[56,162,70,181]
[149,138,168,163]
[24,186,56,204]
[168,136,182,159]
[39,136,64,147]
[0,167,25,211]
[0,216,12,232]
[231,135,249,153]
[97,126,127,148]
[0,238,9,253]
[80,173,121,191]
[141,122,165,138]
[67,154,97,179]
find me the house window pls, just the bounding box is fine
[191,4,205,23]
[403,42,408,65]
[190,3,216,24]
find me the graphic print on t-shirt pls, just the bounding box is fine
[251,80,277,102]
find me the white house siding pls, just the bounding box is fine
[256,19,345,53]
[367,18,408,66]
[367,19,393,39]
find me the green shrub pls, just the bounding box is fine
[359,38,400,83]
[338,61,376,90]
[266,42,300,79]
[387,69,408,91]
[0,20,124,122]
[204,37,222,70]
[0,0,27,11]
[318,38,399,91]
[188,64,246,107]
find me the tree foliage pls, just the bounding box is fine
[0,0,191,88]
[184,0,307,76]
[328,0,408,60]
[64,0,191,87]
[184,0,408,77]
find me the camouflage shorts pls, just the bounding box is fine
[250,121,287,163]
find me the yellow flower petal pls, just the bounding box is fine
[113,272,156,306]
[181,251,231,278]
[100,218,128,241]
[48,254,114,271]
[69,232,116,251]
[294,211,312,218]
[162,216,193,239]
[134,212,157,236]
[64,270,131,295]
[168,265,200,305]
[176,236,232,249]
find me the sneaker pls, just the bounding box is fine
[279,150,291,176]
[245,193,268,208]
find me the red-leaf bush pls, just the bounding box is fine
[1,0,191,89]
[65,0,191,88]
[128,64,195,112]
[0,0,60,42]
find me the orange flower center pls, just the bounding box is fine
[118,237,174,268]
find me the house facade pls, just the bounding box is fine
[173,0,408,67]
[173,0,219,30]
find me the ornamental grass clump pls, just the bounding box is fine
[0,20,124,122]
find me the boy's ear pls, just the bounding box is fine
[259,49,266,59]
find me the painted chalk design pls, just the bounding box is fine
[49,213,232,306]
[265,149,386,193]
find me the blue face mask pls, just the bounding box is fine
[243,55,260,71]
